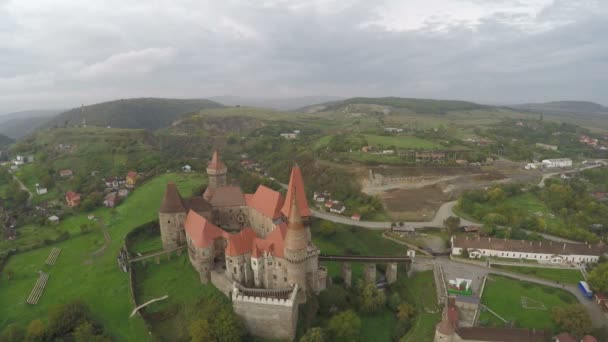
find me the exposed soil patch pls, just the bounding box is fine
[380,185,449,221]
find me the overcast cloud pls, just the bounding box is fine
[0,0,607,112]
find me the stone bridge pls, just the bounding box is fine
[319,254,411,288]
[127,246,186,264]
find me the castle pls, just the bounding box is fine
[158,150,326,340]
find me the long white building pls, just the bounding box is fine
[541,158,572,168]
[451,236,606,264]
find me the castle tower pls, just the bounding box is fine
[203,149,227,201]
[284,190,310,294]
[433,307,456,342]
[159,183,187,250]
[281,164,311,237]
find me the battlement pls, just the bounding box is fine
[232,283,298,306]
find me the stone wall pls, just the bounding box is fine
[232,286,299,341]
[159,212,186,250]
[212,206,250,231]
[248,208,280,237]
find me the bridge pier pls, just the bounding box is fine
[341,262,352,288]
[386,263,398,285]
[364,264,376,284]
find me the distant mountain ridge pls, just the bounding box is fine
[511,101,608,117]
[0,109,63,139]
[300,96,486,114]
[209,95,345,111]
[0,133,13,147]
[45,98,224,131]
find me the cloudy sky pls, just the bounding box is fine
[1,0,607,112]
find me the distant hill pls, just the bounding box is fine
[511,101,608,117]
[45,98,224,131]
[209,95,344,111]
[0,133,13,147]
[300,97,486,114]
[0,110,62,139]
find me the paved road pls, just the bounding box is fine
[432,258,607,328]
[520,229,580,244]
[312,200,476,229]
[538,163,602,188]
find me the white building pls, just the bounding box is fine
[541,158,572,168]
[35,184,48,195]
[384,127,403,133]
[451,236,606,264]
[280,133,298,139]
[182,165,192,172]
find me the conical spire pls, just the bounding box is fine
[208,149,226,171]
[160,183,186,213]
[281,164,310,218]
[284,188,308,251]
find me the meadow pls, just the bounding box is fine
[491,265,584,285]
[479,274,577,330]
[0,172,204,340]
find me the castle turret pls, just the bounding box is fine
[284,190,309,293]
[281,164,311,238]
[159,183,187,250]
[203,149,227,201]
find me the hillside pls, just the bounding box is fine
[209,95,344,110]
[301,97,487,114]
[45,98,224,131]
[512,101,608,117]
[0,109,62,139]
[0,133,13,146]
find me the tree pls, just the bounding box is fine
[355,280,386,314]
[189,319,213,342]
[443,216,461,234]
[396,303,416,321]
[47,300,90,337]
[26,320,45,342]
[327,310,361,342]
[72,322,110,342]
[300,327,326,342]
[551,304,592,337]
[589,262,608,293]
[318,284,349,314]
[1,324,25,342]
[319,221,337,237]
[213,308,244,342]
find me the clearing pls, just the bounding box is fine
[490,265,584,285]
[479,274,577,330]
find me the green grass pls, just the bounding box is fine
[363,134,441,149]
[0,172,204,340]
[311,220,405,256]
[491,265,584,285]
[133,252,230,341]
[479,274,577,330]
[399,271,441,342]
[360,308,396,342]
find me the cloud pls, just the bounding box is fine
[0,0,607,112]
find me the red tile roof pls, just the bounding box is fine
[184,210,228,248]
[66,191,80,201]
[284,189,309,251]
[453,236,607,256]
[281,165,310,217]
[208,149,226,171]
[246,185,284,220]
[556,333,577,342]
[127,171,137,179]
[582,335,598,342]
[159,183,186,213]
[226,227,257,257]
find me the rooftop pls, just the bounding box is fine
[452,236,606,256]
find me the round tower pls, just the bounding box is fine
[203,149,227,201]
[159,183,187,250]
[284,190,310,293]
[433,307,455,342]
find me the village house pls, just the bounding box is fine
[103,192,118,208]
[541,158,572,168]
[384,127,403,133]
[48,215,60,224]
[280,131,299,139]
[117,188,129,198]
[59,169,73,178]
[65,191,81,207]
[182,165,192,172]
[451,236,606,264]
[330,202,346,214]
[35,184,48,195]
[535,142,558,151]
[350,213,361,221]
[126,171,138,187]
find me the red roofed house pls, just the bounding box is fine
[59,169,73,178]
[126,171,138,187]
[351,213,361,221]
[65,191,81,207]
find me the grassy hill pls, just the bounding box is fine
[46,98,224,131]
[512,101,608,117]
[303,97,487,114]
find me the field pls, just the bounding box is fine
[399,271,442,341]
[381,185,449,221]
[491,265,584,285]
[363,134,441,149]
[0,172,204,340]
[133,250,230,341]
[479,274,577,330]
